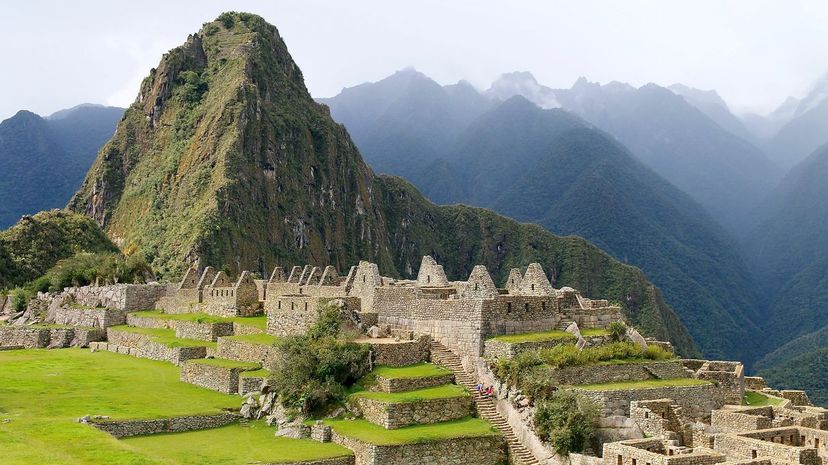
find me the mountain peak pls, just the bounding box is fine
[487,71,559,109]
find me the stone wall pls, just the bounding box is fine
[373,373,454,393]
[603,439,726,465]
[483,337,574,360]
[0,326,50,348]
[54,306,126,328]
[217,337,277,367]
[89,412,238,438]
[105,329,206,365]
[366,335,430,367]
[180,361,249,394]
[65,284,166,311]
[577,384,730,420]
[713,429,824,465]
[354,395,472,429]
[272,458,354,465]
[331,431,506,465]
[711,410,773,432]
[266,296,360,337]
[549,362,690,386]
[239,374,267,395]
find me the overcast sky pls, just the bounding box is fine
[2,0,827,121]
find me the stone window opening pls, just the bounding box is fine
[524,303,529,312]
[668,450,673,456]
[427,275,431,284]
[531,284,535,291]
[644,412,649,419]
[278,301,281,310]
[299,288,303,295]
[751,450,757,459]
[304,302,308,311]
[507,302,512,313]
[291,302,295,310]
[474,283,479,291]
[632,458,637,465]
[617,456,622,465]
[363,275,366,283]
[542,301,546,311]
[816,438,820,449]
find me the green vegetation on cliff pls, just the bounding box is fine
[0,210,117,289]
[67,12,696,356]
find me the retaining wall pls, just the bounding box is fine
[354,395,472,429]
[331,431,506,465]
[89,412,238,438]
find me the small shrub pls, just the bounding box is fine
[534,391,599,455]
[11,288,29,311]
[607,322,627,342]
[217,12,235,29]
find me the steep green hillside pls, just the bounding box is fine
[0,210,117,289]
[757,347,828,407]
[0,105,123,228]
[67,12,696,355]
[553,79,778,234]
[378,175,696,355]
[440,98,759,360]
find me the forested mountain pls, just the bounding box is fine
[745,144,828,386]
[0,104,123,228]
[548,78,778,234]
[324,75,763,361]
[66,13,697,355]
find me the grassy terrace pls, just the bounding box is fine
[132,310,267,331]
[487,328,608,344]
[109,325,217,349]
[325,417,499,445]
[0,349,351,465]
[351,384,469,403]
[187,358,260,370]
[372,363,453,379]
[221,333,278,346]
[573,378,711,391]
[123,421,352,464]
[743,390,785,407]
[240,368,270,378]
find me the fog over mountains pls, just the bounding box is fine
[319,68,828,403]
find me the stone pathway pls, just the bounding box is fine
[430,341,541,465]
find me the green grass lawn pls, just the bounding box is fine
[573,378,711,391]
[221,333,278,346]
[581,328,610,337]
[372,363,452,379]
[109,325,217,349]
[187,358,260,370]
[325,417,499,445]
[130,311,267,331]
[743,390,784,406]
[487,330,576,343]
[123,421,352,464]
[240,368,270,378]
[351,384,468,403]
[0,349,350,465]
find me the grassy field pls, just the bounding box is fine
[371,363,452,379]
[123,421,351,464]
[351,384,469,403]
[743,390,784,406]
[109,325,217,349]
[131,311,267,331]
[574,378,711,391]
[0,349,348,465]
[324,417,499,445]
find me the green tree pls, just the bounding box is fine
[534,391,599,455]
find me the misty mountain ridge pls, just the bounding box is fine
[0,104,124,228]
[323,74,764,361]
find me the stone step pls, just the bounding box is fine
[430,341,541,465]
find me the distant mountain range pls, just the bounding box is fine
[322,70,764,361]
[0,104,124,228]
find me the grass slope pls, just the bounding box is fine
[371,363,452,379]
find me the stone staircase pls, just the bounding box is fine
[430,341,541,465]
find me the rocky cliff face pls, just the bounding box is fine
[68,12,696,355]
